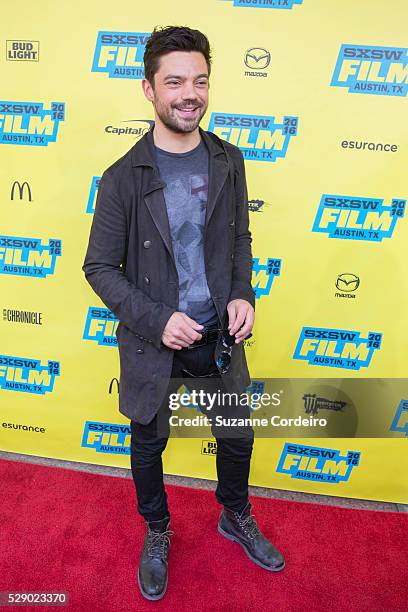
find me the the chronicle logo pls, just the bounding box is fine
[331,44,408,97]
[82,421,130,454]
[390,400,408,436]
[224,0,303,9]
[312,194,406,242]
[208,113,298,162]
[6,40,39,61]
[3,308,43,325]
[0,236,62,278]
[252,257,281,298]
[293,327,382,370]
[0,355,60,394]
[244,47,270,77]
[83,307,119,346]
[335,273,360,299]
[302,394,346,416]
[276,443,360,483]
[10,180,32,201]
[92,31,150,79]
[0,101,65,146]
[105,119,153,138]
[86,177,101,213]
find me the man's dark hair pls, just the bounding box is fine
[144,25,212,86]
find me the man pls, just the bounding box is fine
[82,25,285,602]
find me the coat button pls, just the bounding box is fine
[143,240,151,248]
[144,276,150,284]
[229,221,235,227]
[231,253,234,260]
[136,348,144,354]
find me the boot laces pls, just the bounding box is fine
[147,526,174,558]
[236,512,261,540]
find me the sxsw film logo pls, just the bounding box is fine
[82,421,130,454]
[6,40,39,61]
[312,195,406,242]
[86,177,100,213]
[244,47,270,77]
[92,31,150,79]
[208,113,298,162]
[390,400,408,436]
[224,0,303,9]
[0,355,60,394]
[252,257,281,298]
[0,236,61,278]
[276,443,361,483]
[293,327,382,370]
[331,44,408,97]
[83,307,119,347]
[0,101,65,146]
[335,273,360,300]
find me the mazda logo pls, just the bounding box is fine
[336,273,360,292]
[244,48,271,70]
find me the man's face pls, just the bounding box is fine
[143,51,209,133]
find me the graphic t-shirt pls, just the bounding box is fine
[154,138,219,327]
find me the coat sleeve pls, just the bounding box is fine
[82,169,177,351]
[227,149,256,310]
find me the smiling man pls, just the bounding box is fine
[82,25,284,602]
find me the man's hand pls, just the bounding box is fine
[161,312,204,350]
[227,299,255,343]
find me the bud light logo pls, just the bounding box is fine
[224,0,303,8]
[0,355,60,394]
[83,307,119,346]
[0,236,61,277]
[252,257,281,298]
[0,101,65,146]
[390,400,408,436]
[82,421,130,454]
[208,113,298,161]
[277,443,360,483]
[331,44,408,97]
[86,177,100,214]
[91,31,150,79]
[312,195,405,242]
[293,327,382,370]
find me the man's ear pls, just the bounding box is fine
[142,78,154,102]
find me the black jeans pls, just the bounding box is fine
[130,338,255,523]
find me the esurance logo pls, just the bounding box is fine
[82,421,130,454]
[277,443,361,483]
[252,257,281,298]
[208,113,298,162]
[331,44,408,97]
[312,195,405,242]
[224,0,303,8]
[0,236,61,277]
[0,355,60,394]
[86,177,100,213]
[91,31,150,79]
[293,327,382,370]
[0,101,65,146]
[83,307,119,346]
[390,400,408,436]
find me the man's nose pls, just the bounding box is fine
[181,81,197,99]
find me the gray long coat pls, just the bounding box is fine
[82,125,256,424]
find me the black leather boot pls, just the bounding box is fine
[218,501,285,572]
[137,515,174,600]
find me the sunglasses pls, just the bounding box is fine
[216,327,252,375]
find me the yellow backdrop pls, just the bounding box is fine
[1,0,407,503]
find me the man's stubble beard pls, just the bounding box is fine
[153,97,208,134]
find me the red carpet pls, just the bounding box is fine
[0,458,407,611]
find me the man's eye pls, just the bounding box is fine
[167,81,179,85]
